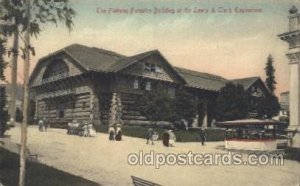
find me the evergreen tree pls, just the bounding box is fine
[257,54,280,119]
[265,55,276,93]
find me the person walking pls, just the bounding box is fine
[109,126,115,141]
[115,124,122,141]
[38,118,44,132]
[146,128,154,145]
[200,128,206,146]
[169,130,176,147]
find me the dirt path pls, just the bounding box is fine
[2,125,299,186]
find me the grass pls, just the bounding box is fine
[95,125,225,142]
[0,147,100,186]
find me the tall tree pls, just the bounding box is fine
[19,1,30,184]
[0,0,76,185]
[265,54,276,94]
[0,37,7,136]
[258,54,280,119]
[215,83,250,121]
[1,0,23,126]
[1,0,76,126]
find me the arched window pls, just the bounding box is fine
[42,60,69,83]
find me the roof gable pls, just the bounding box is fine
[118,51,186,83]
[231,76,271,95]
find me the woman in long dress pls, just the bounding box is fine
[109,127,115,141]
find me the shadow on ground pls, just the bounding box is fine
[0,147,101,186]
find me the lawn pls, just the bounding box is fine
[0,147,100,186]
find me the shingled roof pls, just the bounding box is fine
[63,44,127,72]
[231,77,260,90]
[175,67,228,91]
[35,43,266,93]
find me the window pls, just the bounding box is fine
[156,65,162,73]
[151,64,156,72]
[133,79,139,89]
[82,102,86,109]
[145,81,151,91]
[144,63,151,71]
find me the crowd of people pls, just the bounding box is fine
[66,120,96,137]
[37,118,208,146]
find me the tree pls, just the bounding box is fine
[173,87,197,127]
[0,37,7,136]
[256,95,280,119]
[215,83,250,121]
[138,84,174,124]
[1,0,76,126]
[108,93,123,129]
[265,54,276,93]
[257,54,280,119]
[0,0,76,185]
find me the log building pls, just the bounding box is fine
[29,44,269,128]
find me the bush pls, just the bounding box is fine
[174,128,225,142]
[95,125,225,142]
[215,83,250,121]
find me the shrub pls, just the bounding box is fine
[95,125,225,142]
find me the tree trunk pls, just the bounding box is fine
[9,28,18,126]
[19,1,30,185]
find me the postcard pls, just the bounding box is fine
[0,0,299,186]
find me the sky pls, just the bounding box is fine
[4,0,299,96]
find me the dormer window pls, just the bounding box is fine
[144,63,151,71]
[156,65,162,73]
[151,64,156,72]
[144,63,162,73]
